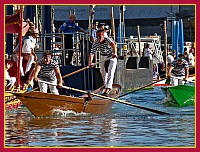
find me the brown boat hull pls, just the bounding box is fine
[15,84,122,117]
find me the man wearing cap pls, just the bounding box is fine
[89,30,117,96]
[13,28,39,80]
[167,54,189,86]
[33,51,63,95]
[98,23,109,38]
[59,14,88,65]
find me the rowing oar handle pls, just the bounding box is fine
[62,67,88,78]
[62,56,114,79]
[118,77,167,98]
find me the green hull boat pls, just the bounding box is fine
[162,85,195,107]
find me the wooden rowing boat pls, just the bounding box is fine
[13,84,122,117]
[162,85,195,107]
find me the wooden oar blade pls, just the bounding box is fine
[130,103,170,115]
[90,92,170,115]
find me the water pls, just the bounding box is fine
[5,87,195,147]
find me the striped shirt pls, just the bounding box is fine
[171,59,189,76]
[38,59,59,81]
[90,37,114,56]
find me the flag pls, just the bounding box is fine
[5,12,29,35]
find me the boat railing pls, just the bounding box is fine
[35,32,93,67]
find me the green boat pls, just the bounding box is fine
[162,85,195,107]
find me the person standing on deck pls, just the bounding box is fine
[143,43,153,60]
[167,54,189,86]
[88,30,118,96]
[33,51,63,95]
[59,14,88,65]
[13,28,39,80]
[188,49,195,67]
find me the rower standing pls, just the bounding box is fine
[88,30,117,96]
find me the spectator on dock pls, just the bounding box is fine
[90,22,98,42]
[188,49,195,67]
[33,51,63,95]
[183,47,189,62]
[167,52,174,68]
[153,63,160,80]
[167,54,189,86]
[88,30,118,96]
[59,14,88,66]
[143,43,153,60]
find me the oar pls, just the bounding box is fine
[62,56,111,78]
[118,77,167,98]
[38,80,170,115]
[62,56,124,78]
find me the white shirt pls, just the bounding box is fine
[167,54,174,64]
[5,70,10,80]
[144,48,153,60]
[188,53,194,66]
[22,37,36,54]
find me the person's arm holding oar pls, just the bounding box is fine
[88,53,95,68]
[62,56,113,79]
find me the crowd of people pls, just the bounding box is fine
[5,13,195,95]
[5,13,117,96]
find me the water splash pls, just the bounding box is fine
[53,109,90,117]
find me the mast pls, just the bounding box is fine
[163,20,168,76]
[88,5,95,40]
[137,25,141,57]
[110,7,115,41]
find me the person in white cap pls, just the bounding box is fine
[13,28,39,81]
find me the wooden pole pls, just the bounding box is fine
[163,20,168,76]
[110,7,115,41]
[137,25,141,57]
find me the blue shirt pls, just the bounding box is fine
[60,20,81,33]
